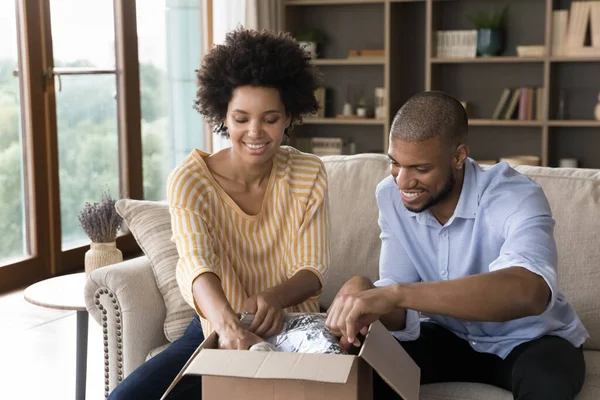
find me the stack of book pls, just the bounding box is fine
[435,30,477,58]
[491,87,544,120]
[295,137,343,156]
[553,2,600,56]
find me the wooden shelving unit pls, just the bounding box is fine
[302,117,385,125]
[313,58,386,65]
[284,0,600,167]
[431,57,545,64]
[468,119,545,127]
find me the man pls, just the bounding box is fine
[326,91,589,399]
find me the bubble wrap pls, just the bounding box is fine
[242,313,346,355]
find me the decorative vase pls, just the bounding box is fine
[84,241,123,276]
[594,93,600,121]
[476,29,504,57]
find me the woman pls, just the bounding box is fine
[109,28,330,399]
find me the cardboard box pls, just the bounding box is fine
[160,319,420,400]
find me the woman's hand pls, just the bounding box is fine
[216,322,264,350]
[243,291,285,338]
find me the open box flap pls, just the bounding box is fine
[359,320,421,400]
[185,347,356,384]
[159,331,218,400]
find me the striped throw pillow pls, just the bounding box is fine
[115,199,195,342]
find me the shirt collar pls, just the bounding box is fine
[403,157,479,223]
[453,157,479,220]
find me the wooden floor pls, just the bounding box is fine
[0,287,105,400]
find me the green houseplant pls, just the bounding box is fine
[294,29,326,59]
[470,6,508,57]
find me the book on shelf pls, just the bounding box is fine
[503,90,522,120]
[435,30,477,58]
[493,88,543,121]
[492,89,512,120]
[536,87,544,120]
[564,1,600,56]
[347,49,385,58]
[566,2,590,50]
[552,10,569,56]
[295,137,343,157]
[592,2,600,48]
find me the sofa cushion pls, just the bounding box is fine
[420,382,511,400]
[514,166,600,350]
[419,350,600,399]
[319,154,391,309]
[115,199,195,342]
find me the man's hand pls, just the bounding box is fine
[325,276,374,337]
[243,291,285,338]
[327,285,400,346]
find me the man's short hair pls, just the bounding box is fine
[390,91,468,145]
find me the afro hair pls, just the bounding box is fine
[193,28,322,137]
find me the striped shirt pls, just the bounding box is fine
[167,146,331,335]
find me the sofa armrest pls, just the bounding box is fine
[84,255,168,396]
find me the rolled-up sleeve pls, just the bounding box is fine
[374,205,422,341]
[167,167,221,316]
[488,185,558,313]
[289,163,331,288]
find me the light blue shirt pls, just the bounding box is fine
[374,157,589,358]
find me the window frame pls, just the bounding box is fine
[0,0,158,291]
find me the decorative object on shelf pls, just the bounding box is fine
[78,191,123,276]
[435,30,477,58]
[470,6,508,57]
[347,49,385,62]
[565,2,600,57]
[559,158,579,168]
[374,87,385,120]
[516,45,545,57]
[500,155,540,167]
[595,92,600,121]
[343,140,357,156]
[557,89,568,120]
[356,97,367,118]
[342,102,353,116]
[294,29,326,60]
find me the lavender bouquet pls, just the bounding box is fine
[77,191,123,243]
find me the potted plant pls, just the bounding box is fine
[294,29,326,59]
[78,191,123,276]
[470,6,508,57]
[356,97,368,118]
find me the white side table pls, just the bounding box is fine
[24,272,88,400]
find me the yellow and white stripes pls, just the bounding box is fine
[167,146,330,335]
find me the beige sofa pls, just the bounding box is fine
[85,154,600,399]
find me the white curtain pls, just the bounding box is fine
[210,0,284,152]
[245,0,284,31]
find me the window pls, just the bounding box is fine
[137,0,207,201]
[0,0,29,263]
[48,1,121,249]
